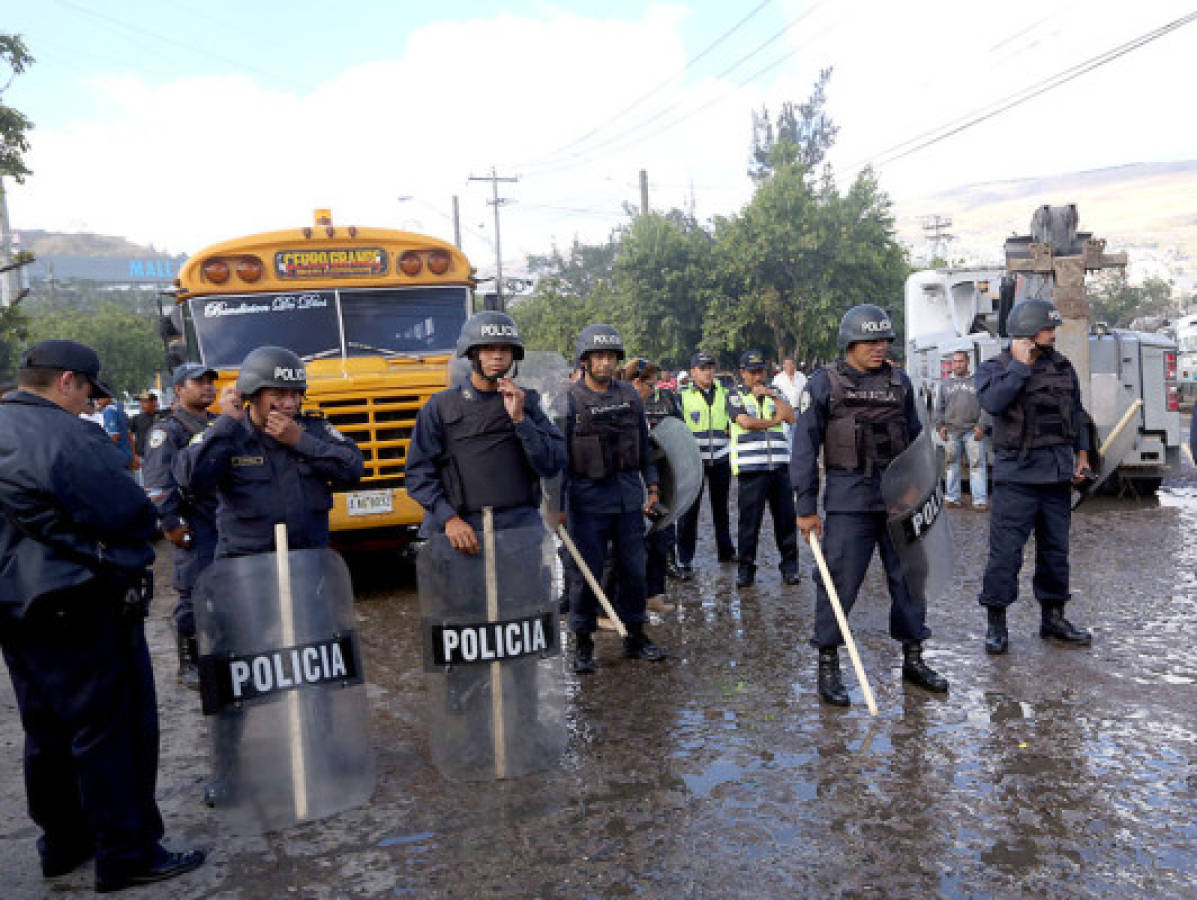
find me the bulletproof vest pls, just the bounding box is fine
[824,360,909,473]
[989,350,1077,453]
[568,379,642,480]
[437,388,538,513]
[643,388,679,428]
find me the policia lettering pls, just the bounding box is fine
[823,360,910,474]
[198,632,362,714]
[429,612,556,666]
[567,380,642,480]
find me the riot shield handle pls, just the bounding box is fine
[809,533,878,717]
[274,522,311,819]
[555,524,628,638]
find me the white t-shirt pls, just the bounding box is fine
[772,370,806,407]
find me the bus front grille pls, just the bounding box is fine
[310,393,427,488]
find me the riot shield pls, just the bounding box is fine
[417,523,565,781]
[194,549,373,833]
[517,350,572,528]
[645,416,702,534]
[880,429,954,604]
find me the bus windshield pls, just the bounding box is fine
[187,285,469,367]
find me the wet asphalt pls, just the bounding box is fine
[2,438,1194,897]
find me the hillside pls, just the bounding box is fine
[893,160,1197,293]
[17,229,175,260]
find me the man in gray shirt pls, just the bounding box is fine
[936,350,989,509]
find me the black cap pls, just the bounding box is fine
[690,351,715,368]
[19,339,113,398]
[739,349,766,370]
[135,390,158,401]
[172,362,218,386]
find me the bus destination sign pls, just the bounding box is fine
[275,248,387,278]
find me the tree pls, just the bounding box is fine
[0,34,34,182]
[1088,272,1174,327]
[748,67,839,183]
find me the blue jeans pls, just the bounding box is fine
[944,430,988,504]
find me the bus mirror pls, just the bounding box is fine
[160,307,183,340]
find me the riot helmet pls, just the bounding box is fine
[1005,299,1063,338]
[235,345,308,396]
[456,311,525,360]
[837,304,896,350]
[575,324,625,363]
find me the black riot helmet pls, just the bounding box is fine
[575,323,625,363]
[455,311,525,360]
[235,345,308,396]
[837,304,896,350]
[1005,299,1063,338]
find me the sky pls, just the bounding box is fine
[4,0,1196,274]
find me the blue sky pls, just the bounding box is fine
[5,1,1196,269]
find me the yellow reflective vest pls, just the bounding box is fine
[729,392,790,475]
[679,383,731,463]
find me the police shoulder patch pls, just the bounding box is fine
[324,421,345,441]
[188,431,205,446]
[149,428,168,449]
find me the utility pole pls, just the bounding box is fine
[451,195,461,249]
[468,167,518,309]
[921,214,955,264]
[0,176,18,307]
[639,169,649,216]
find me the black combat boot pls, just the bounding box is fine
[665,548,683,579]
[623,622,667,661]
[177,633,201,691]
[1039,604,1092,646]
[902,642,949,693]
[574,633,597,674]
[985,606,1009,655]
[736,565,755,588]
[817,647,850,707]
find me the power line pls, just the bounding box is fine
[856,10,1197,172]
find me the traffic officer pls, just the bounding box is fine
[792,306,949,706]
[624,357,681,611]
[975,299,1094,654]
[726,349,800,588]
[0,340,204,891]
[173,345,364,556]
[565,324,667,672]
[676,351,737,577]
[406,311,566,545]
[143,362,219,689]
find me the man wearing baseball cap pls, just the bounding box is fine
[0,339,205,890]
[143,361,220,689]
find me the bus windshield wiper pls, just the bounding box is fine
[346,341,410,358]
[301,347,343,361]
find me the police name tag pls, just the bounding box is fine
[426,612,558,669]
[347,489,393,516]
[197,632,363,715]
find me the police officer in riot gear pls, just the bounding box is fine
[0,340,205,891]
[407,311,566,545]
[792,306,949,706]
[976,299,1094,654]
[727,350,800,588]
[566,324,667,672]
[174,345,364,557]
[143,362,219,689]
[676,351,737,576]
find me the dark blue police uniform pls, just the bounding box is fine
[564,379,658,633]
[406,383,565,535]
[0,391,168,883]
[143,408,218,634]
[791,360,932,647]
[975,349,1091,612]
[173,411,363,556]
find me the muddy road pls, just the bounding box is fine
[2,453,1194,897]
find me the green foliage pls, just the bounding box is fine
[749,67,838,183]
[0,302,27,382]
[1088,272,1174,327]
[0,34,34,182]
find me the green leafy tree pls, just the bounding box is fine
[1088,272,1174,327]
[749,67,838,183]
[1,34,34,181]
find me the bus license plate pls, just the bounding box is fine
[347,490,393,516]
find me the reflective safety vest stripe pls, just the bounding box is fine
[729,394,790,475]
[679,384,731,462]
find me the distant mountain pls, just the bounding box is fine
[15,230,186,284]
[894,160,1197,293]
[17,229,176,260]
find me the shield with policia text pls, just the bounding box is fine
[418,523,565,781]
[645,416,702,534]
[194,549,374,833]
[880,429,954,605]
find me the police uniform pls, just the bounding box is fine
[642,386,683,597]
[726,354,799,587]
[791,306,948,705]
[975,299,1094,653]
[0,340,204,891]
[676,354,737,571]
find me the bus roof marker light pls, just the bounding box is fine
[236,256,264,283]
[399,251,423,276]
[325,226,336,238]
[202,258,230,284]
[427,248,451,275]
[348,226,358,238]
[303,227,313,238]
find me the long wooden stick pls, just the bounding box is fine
[482,508,507,779]
[274,522,309,820]
[809,532,878,717]
[555,523,627,638]
[1098,398,1143,459]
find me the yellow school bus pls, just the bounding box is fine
[171,210,473,549]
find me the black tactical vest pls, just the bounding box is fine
[568,379,642,480]
[436,387,538,513]
[643,387,680,428]
[989,350,1077,453]
[824,360,909,473]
